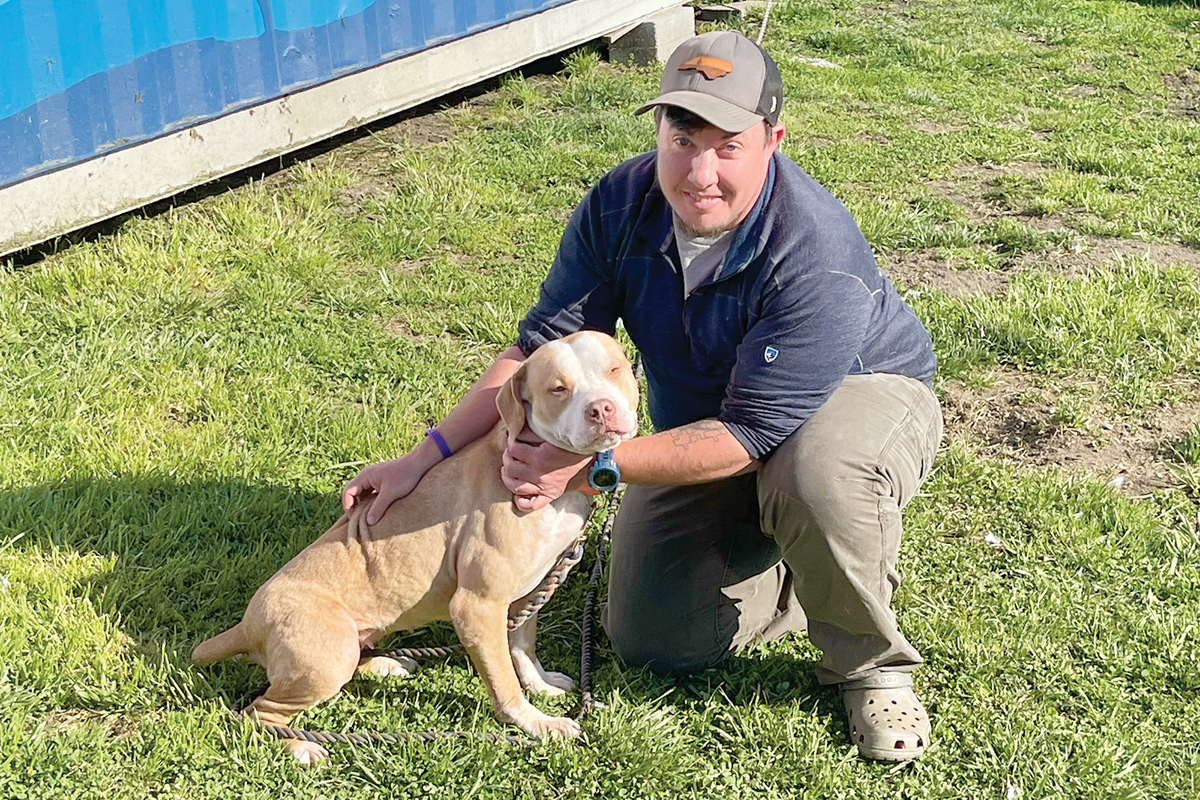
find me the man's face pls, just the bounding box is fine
[656,117,786,237]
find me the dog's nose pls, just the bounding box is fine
[587,399,617,425]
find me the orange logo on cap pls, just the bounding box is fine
[679,56,733,80]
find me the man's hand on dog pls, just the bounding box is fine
[343,454,428,526]
[502,428,594,512]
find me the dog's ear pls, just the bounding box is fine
[496,362,528,440]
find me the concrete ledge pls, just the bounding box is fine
[693,2,767,23]
[0,0,685,257]
[607,5,695,66]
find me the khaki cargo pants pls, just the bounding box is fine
[602,373,943,684]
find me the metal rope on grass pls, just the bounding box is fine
[362,643,465,660]
[570,486,622,722]
[505,534,588,631]
[258,723,530,747]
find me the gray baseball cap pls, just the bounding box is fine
[635,31,783,133]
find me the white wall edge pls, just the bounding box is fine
[1,0,685,257]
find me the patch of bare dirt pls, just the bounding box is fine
[885,157,1200,293]
[912,121,964,134]
[45,710,137,739]
[858,0,929,20]
[927,162,1050,223]
[882,252,1010,297]
[882,231,1200,299]
[253,98,475,214]
[856,132,892,145]
[385,114,461,146]
[890,155,1200,495]
[385,318,429,341]
[322,109,475,215]
[941,368,1200,496]
[1167,68,1200,118]
[333,178,395,218]
[1011,235,1200,274]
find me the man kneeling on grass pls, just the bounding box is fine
[345,31,942,761]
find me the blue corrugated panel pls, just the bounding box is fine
[0,0,573,189]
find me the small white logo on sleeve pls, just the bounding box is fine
[764,346,779,363]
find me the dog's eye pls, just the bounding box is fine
[609,365,621,375]
[550,385,569,395]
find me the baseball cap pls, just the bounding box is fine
[634,31,783,133]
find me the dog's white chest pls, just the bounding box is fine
[513,494,591,601]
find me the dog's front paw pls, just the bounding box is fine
[528,714,582,740]
[526,670,575,696]
[502,701,583,740]
[542,670,576,693]
[513,654,576,695]
[357,655,418,678]
[285,739,330,765]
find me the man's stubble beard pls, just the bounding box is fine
[675,216,740,239]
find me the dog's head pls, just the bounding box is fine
[496,331,639,454]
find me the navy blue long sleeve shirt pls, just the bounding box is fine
[516,150,936,461]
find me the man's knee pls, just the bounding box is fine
[758,431,856,540]
[760,375,943,532]
[603,480,760,674]
[602,601,731,674]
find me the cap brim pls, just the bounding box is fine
[634,90,764,134]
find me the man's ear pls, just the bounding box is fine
[766,121,786,153]
[496,362,528,441]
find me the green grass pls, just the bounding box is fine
[3,1,1200,797]
[917,256,1200,404]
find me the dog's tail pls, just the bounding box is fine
[191,623,249,666]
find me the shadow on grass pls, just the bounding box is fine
[1,475,335,697]
[583,637,843,730]
[2,473,838,738]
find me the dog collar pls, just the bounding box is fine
[587,450,620,493]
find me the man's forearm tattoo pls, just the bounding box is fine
[667,419,728,451]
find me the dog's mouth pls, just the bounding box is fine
[540,421,635,455]
[590,430,631,451]
[579,418,638,452]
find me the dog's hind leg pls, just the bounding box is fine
[244,616,362,765]
[509,612,575,695]
[450,589,581,739]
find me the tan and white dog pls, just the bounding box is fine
[192,331,639,763]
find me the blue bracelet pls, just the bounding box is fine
[425,428,453,460]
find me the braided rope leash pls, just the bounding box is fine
[256,724,529,746]
[570,487,620,722]
[233,494,615,748]
[505,532,588,631]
